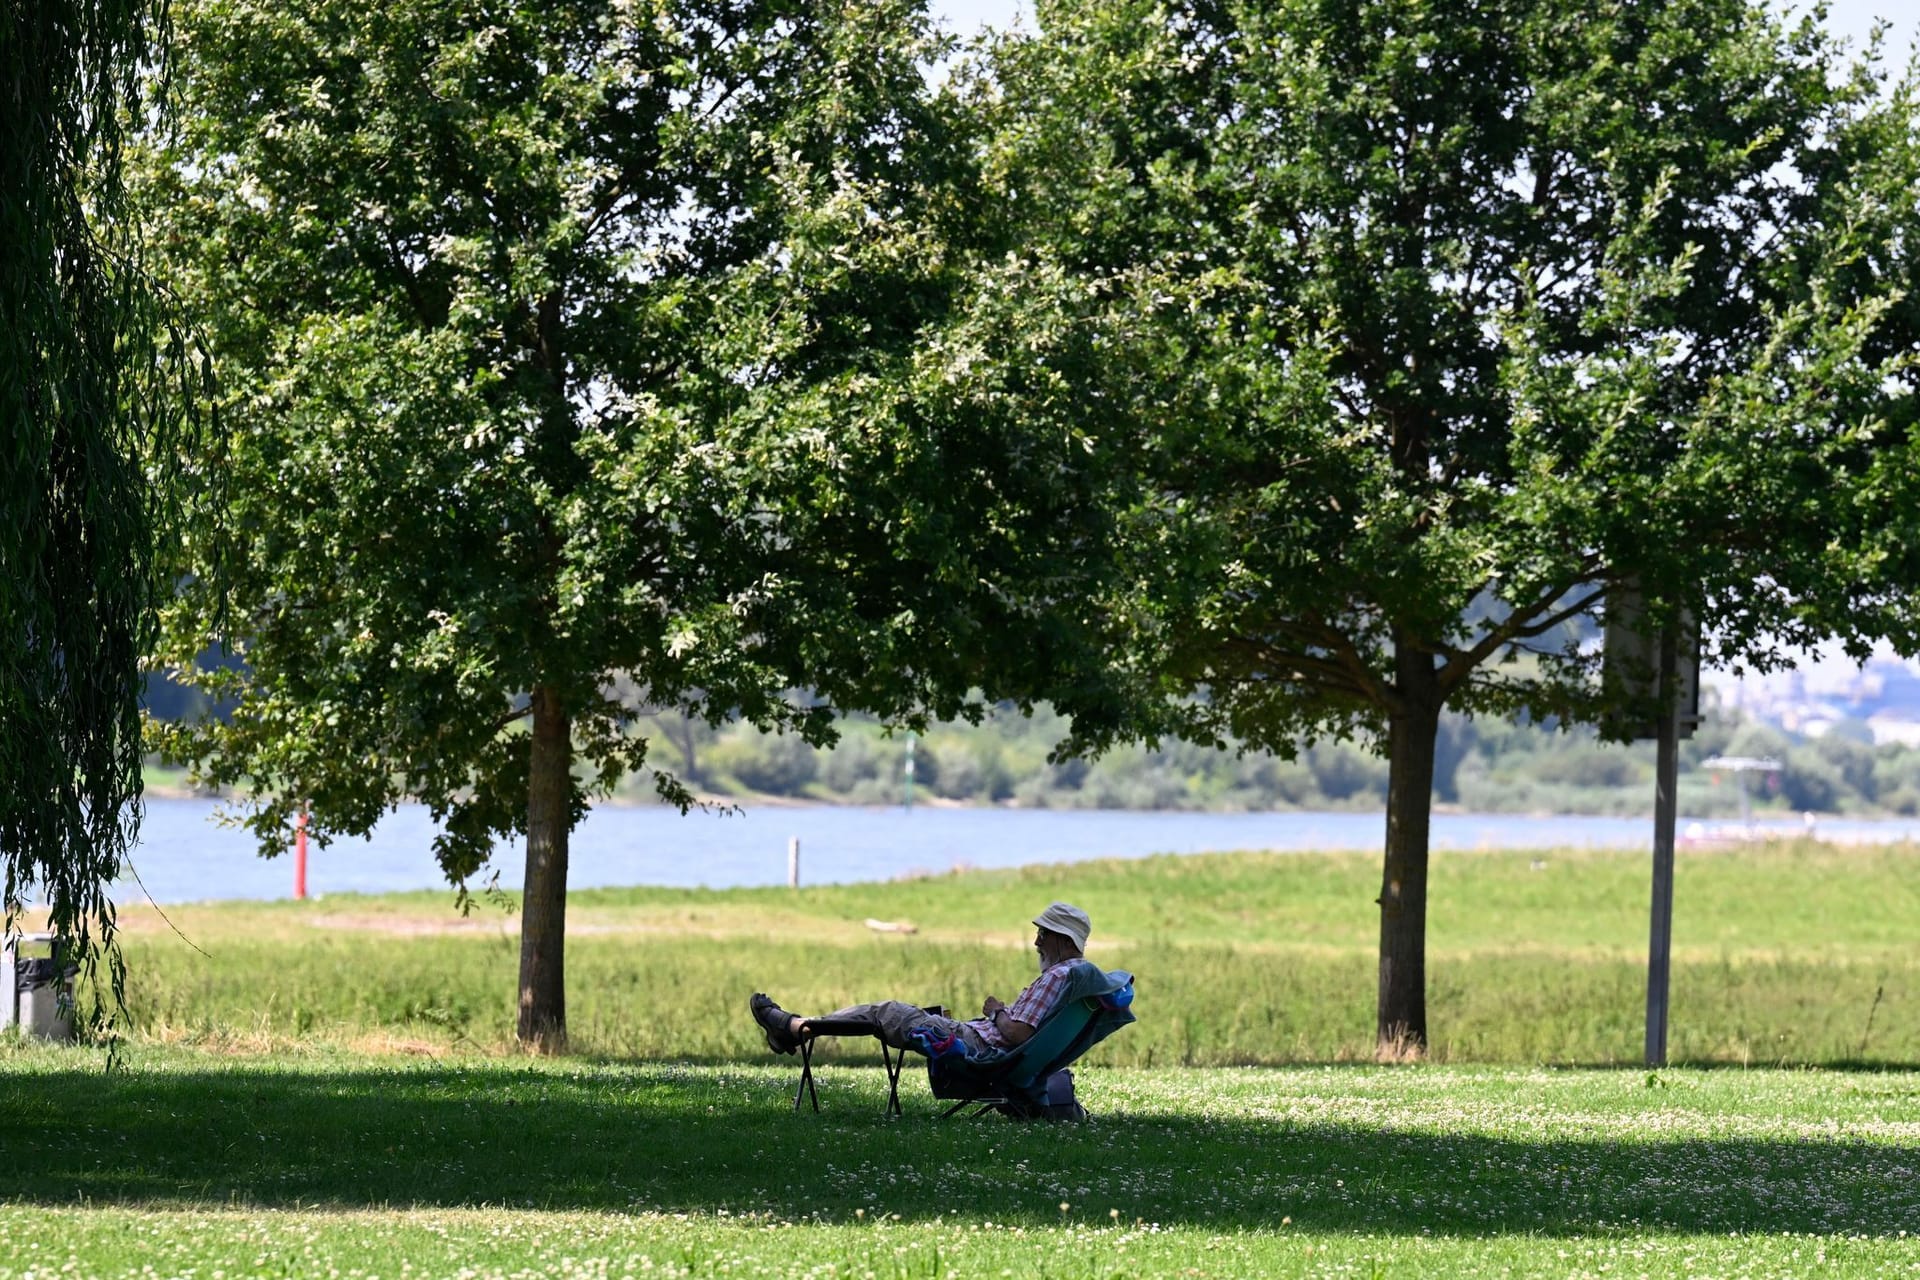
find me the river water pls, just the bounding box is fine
[94,798,1920,904]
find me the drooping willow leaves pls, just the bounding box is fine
[1,0,199,1035]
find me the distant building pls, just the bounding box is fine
[1707,650,1920,746]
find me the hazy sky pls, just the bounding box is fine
[930,0,1917,61]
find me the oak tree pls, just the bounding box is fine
[141,0,1059,1049]
[964,0,1920,1053]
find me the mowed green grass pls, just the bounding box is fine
[105,840,1920,1064]
[4,842,1919,1276]
[0,1045,1915,1278]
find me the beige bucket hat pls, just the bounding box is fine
[1033,901,1092,951]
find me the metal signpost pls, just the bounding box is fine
[1645,633,1680,1068]
[1604,586,1700,1068]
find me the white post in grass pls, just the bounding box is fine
[788,836,800,890]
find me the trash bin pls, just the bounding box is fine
[2,933,75,1042]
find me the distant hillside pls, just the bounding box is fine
[146,653,1920,817]
[615,698,1920,819]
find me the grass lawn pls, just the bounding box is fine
[1,1045,1916,1278]
[2,842,1917,1276]
[97,840,1920,1064]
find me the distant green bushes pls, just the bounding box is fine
[152,687,1920,818]
[620,702,1920,817]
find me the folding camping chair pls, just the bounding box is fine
[785,964,1135,1118]
[926,962,1135,1120]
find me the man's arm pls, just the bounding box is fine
[989,1004,1037,1047]
[980,995,1038,1046]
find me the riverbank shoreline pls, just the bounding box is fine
[88,797,1920,907]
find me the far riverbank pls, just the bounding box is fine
[102,797,1920,905]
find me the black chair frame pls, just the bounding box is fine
[790,1008,945,1116]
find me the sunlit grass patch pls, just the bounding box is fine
[91,843,1920,1064]
[1,1204,1913,1279]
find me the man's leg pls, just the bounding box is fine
[752,993,988,1056]
[750,993,805,1054]
[809,1001,973,1052]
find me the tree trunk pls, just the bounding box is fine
[673,717,699,784]
[518,684,571,1052]
[1376,645,1440,1059]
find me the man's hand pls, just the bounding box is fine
[981,994,1035,1045]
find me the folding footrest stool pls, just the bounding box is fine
[792,1006,945,1116]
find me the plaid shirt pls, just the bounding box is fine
[973,959,1077,1049]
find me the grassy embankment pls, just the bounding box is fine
[3,842,1916,1278]
[100,840,1920,1064]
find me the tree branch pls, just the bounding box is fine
[491,704,532,734]
[1222,636,1370,697]
[1284,615,1398,712]
[1508,584,1607,641]
[1435,560,1605,692]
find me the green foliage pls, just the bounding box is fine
[132,0,1088,1047]
[704,732,819,796]
[968,0,1920,745]
[634,699,1920,818]
[1,0,198,1027]
[140,0,955,876]
[948,0,1920,1046]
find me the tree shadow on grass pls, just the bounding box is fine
[1516,1059,1920,1073]
[1666,1058,1920,1073]
[0,1062,1911,1238]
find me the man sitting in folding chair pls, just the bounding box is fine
[749,902,1103,1111]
